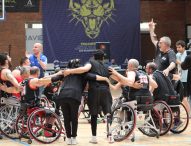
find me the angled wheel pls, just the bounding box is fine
[109,104,136,142]
[0,104,20,139]
[15,114,30,139]
[27,108,62,144]
[154,100,173,136]
[170,103,189,134]
[138,108,162,137]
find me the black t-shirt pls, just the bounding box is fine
[181,53,191,70]
[152,70,176,100]
[181,53,191,95]
[88,59,110,88]
[57,74,87,103]
[155,43,176,74]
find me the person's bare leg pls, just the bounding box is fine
[182,97,190,115]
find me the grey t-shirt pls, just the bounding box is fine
[154,43,176,74]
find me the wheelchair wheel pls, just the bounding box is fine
[15,114,30,139]
[109,104,136,142]
[111,97,122,112]
[170,103,189,134]
[0,104,20,139]
[154,100,173,136]
[27,108,62,144]
[138,108,162,137]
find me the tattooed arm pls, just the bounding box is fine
[2,69,20,88]
[0,83,20,93]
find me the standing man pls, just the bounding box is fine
[149,19,176,76]
[29,43,47,78]
[176,40,190,114]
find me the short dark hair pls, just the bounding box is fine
[30,66,40,75]
[0,53,8,66]
[147,62,157,72]
[20,57,29,66]
[176,40,186,48]
[93,50,105,60]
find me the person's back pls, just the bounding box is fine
[129,70,151,100]
[152,70,176,100]
[21,78,39,104]
[88,59,110,88]
[58,74,86,103]
[20,66,49,104]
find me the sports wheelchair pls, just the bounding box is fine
[13,97,64,144]
[153,93,189,137]
[0,96,21,139]
[108,95,161,142]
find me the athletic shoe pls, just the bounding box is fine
[89,136,98,144]
[71,137,78,145]
[66,138,72,145]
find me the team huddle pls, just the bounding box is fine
[0,19,191,145]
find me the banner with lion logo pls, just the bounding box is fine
[42,0,140,64]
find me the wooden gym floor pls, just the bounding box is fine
[0,89,190,146]
[0,118,191,146]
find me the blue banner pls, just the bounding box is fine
[42,0,140,65]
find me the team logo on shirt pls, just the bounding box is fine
[162,57,167,61]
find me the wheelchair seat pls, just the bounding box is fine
[136,96,153,111]
[165,94,180,106]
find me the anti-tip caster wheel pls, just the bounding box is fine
[27,139,32,144]
[131,137,135,142]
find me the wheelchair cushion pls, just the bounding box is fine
[136,96,153,111]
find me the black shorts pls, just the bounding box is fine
[88,86,112,115]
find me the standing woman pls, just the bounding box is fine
[54,59,87,145]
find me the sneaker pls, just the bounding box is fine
[89,136,98,144]
[66,138,72,145]
[71,137,78,145]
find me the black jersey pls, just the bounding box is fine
[153,70,176,100]
[20,78,39,103]
[129,70,151,100]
